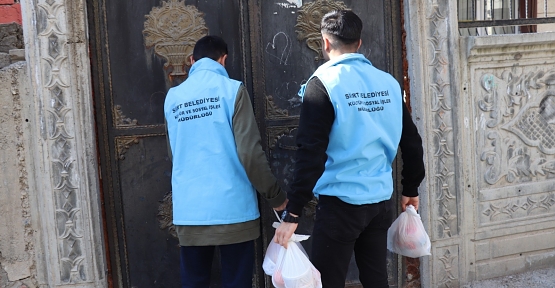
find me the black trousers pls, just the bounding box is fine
[311,196,393,288]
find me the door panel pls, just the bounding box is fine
[88,0,402,286]
[88,0,250,286]
[117,135,176,286]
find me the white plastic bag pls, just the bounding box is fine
[272,241,322,288]
[263,240,282,276]
[387,205,431,258]
[263,212,322,288]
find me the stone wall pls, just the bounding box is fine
[0,62,36,288]
[538,3,555,33]
[0,0,24,69]
[460,33,555,282]
[19,0,107,285]
[404,0,555,286]
[0,23,23,53]
[0,3,31,287]
[404,1,465,286]
[0,23,24,69]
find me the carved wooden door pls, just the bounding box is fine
[87,0,403,287]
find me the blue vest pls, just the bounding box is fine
[299,53,403,205]
[164,58,260,225]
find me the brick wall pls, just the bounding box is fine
[0,0,21,25]
[0,0,23,68]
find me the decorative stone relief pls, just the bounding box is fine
[295,0,347,60]
[478,69,555,186]
[143,0,208,77]
[418,3,462,286]
[480,192,555,224]
[435,246,459,288]
[426,4,458,240]
[37,0,88,282]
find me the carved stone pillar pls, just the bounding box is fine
[404,0,464,287]
[20,0,107,286]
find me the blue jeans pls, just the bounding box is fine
[180,240,254,288]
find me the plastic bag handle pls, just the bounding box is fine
[273,210,282,223]
[406,205,419,217]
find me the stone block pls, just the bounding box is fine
[0,23,23,53]
[0,52,9,68]
[0,266,7,287]
[0,260,30,282]
[526,251,555,269]
[476,255,526,280]
[8,48,23,61]
[475,247,555,281]
[475,242,490,261]
[492,231,555,258]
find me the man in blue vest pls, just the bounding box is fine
[275,10,425,288]
[164,35,287,288]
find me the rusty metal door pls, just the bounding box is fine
[87,0,403,287]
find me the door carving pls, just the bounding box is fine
[143,0,208,77]
[295,0,348,60]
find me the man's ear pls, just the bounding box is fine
[356,39,362,51]
[189,55,195,65]
[322,35,332,53]
[217,54,228,67]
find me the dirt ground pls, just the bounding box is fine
[462,267,555,288]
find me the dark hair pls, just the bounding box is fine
[320,10,362,46]
[192,35,228,61]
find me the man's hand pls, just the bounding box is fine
[401,196,419,211]
[274,199,288,211]
[274,221,298,248]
